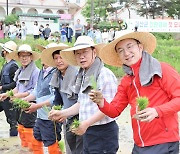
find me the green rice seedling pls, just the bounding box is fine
[70,118,80,130]
[6,89,14,97]
[133,96,149,120]
[53,105,62,110]
[136,96,149,111]
[12,98,30,109]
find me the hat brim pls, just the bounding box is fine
[0,43,14,53]
[36,44,46,52]
[7,51,40,61]
[41,45,70,67]
[99,32,156,67]
[61,43,106,66]
[2,46,15,53]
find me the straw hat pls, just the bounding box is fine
[61,36,105,66]
[0,41,17,53]
[99,31,157,67]
[7,44,40,61]
[35,42,58,52]
[41,43,70,67]
[36,44,46,52]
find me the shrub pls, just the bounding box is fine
[4,14,19,25]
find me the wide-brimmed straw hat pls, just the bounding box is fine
[61,36,105,66]
[36,44,46,52]
[35,42,58,52]
[7,44,40,61]
[0,41,17,53]
[41,43,70,67]
[99,31,157,67]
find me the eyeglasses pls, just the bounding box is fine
[18,54,31,58]
[116,43,139,55]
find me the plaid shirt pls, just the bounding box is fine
[78,67,117,126]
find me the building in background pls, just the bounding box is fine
[0,0,86,34]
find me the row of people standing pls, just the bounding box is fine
[87,27,122,44]
[0,41,83,154]
[0,30,180,154]
[49,31,180,154]
[33,21,73,43]
[0,38,118,154]
[1,22,27,40]
[33,21,52,40]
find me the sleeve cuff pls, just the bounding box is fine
[154,107,163,117]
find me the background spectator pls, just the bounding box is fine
[94,28,103,44]
[44,24,51,40]
[21,22,27,40]
[74,19,83,41]
[33,21,40,39]
[60,24,67,42]
[66,23,73,43]
[39,25,44,39]
[0,21,4,39]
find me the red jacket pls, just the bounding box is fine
[100,61,180,147]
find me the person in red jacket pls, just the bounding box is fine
[89,31,180,154]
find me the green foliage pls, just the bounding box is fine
[15,35,48,52]
[97,21,119,31]
[82,0,117,23]
[4,14,19,25]
[6,90,14,97]
[153,33,173,40]
[12,98,30,109]
[152,39,180,72]
[136,96,149,111]
[70,119,80,129]
[105,64,125,78]
[166,0,180,19]
[53,105,62,110]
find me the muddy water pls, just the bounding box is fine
[0,107,134,154]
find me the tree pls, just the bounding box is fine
[82,0,117,24]
[4,14,19,25]
[137,0,161,19]
[137,0,179,19]
[165,0,180,19]
[118,0,138,19]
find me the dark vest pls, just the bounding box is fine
[0,60,17,85]
[36,68,55,98]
